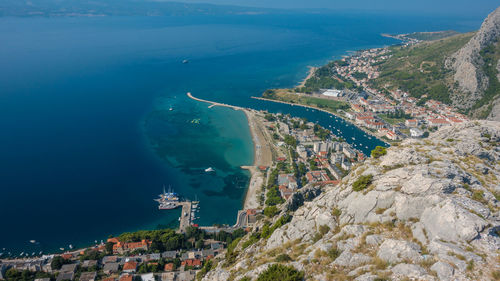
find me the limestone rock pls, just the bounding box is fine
[377,239,422,263]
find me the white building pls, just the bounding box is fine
[322,89,342,97]
[410,128,424,138]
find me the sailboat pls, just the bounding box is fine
[205,167,215,172]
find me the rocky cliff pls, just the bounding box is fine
[447,7,500,119]
[205,121,500,281]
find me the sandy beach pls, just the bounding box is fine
[185,92,273,210]
[241,110,273,210]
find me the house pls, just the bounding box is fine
[119,275,133,281]
[210,242,223,251]
[102,277,116,281]
[122,261,137,273]
[161,251,178,259]
[352,104,364,112]
[82,260,98,269]
[278,173,298,190]
[364,120,384,129]
[305,171,330,183]
[102,256,119,264]
[386,130,398,140]
[278,186,294,200]
[341,160,352,171]
[143,253,161,262]
[113,240,151,254]
[181,259,202,268]
[103,263,119,275]
[296,145,308,159]
[428,118,450,127]
[410,128,424,138]
[177,270,197,281]
[140,273,155,281]
[79,272,97,281]
[57,272,75,281]
[405,119,418,127]
[343,146,356,159]
[60,264,78,274]
[161,273,175,281]
[164,263,174,272]
[34,279,50,281]
[107,238,120,244]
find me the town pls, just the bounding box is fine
[334,47,469,141]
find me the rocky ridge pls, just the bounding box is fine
[447,7,500,119]
[204,121,500,281]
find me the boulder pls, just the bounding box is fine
[377,239,422,263]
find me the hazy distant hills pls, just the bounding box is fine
[0,0,278,17]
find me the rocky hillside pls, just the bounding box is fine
[204,121,500,281]
[447,6,500,119]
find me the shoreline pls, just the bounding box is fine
[251,96,387,145]
[298,66,317,88]
[186,92,271,210]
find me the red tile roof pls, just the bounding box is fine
[119,275,133,281]
[123,261,137,271]
[164,263,174,271]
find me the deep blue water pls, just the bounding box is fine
[0,13,482,255]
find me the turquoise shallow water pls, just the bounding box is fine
[0,13,481,255]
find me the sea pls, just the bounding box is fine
[0,12,482,255]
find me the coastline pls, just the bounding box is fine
[186,92,271,210]
[241,110,273,210]
[298,66,317,88]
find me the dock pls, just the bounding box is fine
[187,92,244,111]
[177,201,193,233]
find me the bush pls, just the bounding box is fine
[275,254,292,262]
[257,264,304,281]
[264,206,279,217]
[352,175,373,192]
[370,146,387,158]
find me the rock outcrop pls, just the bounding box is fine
[204,121,500,281]
[446,6,500,116]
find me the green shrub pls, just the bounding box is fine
[275,254,292,262]
[371,146,387,158]
[257,264,304,281]
[352,175,373,192]
[327,247,341,260]
[264,206,279,217]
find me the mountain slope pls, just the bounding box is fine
[205,121,500,281]
[447,6,500,119]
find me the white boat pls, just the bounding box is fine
[29,240,36,244]
[169,106,173,111]
[205,167,215,172]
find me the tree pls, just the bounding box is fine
[352,175,373,192]
[263,206,279,217]
[105,242,114,254]
[51,256,66,270]
[370,146,387,158]
[195,239,204,249]
[284,135,297,147]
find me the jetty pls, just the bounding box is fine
[177,201,193,233]
[187,92,244,111]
